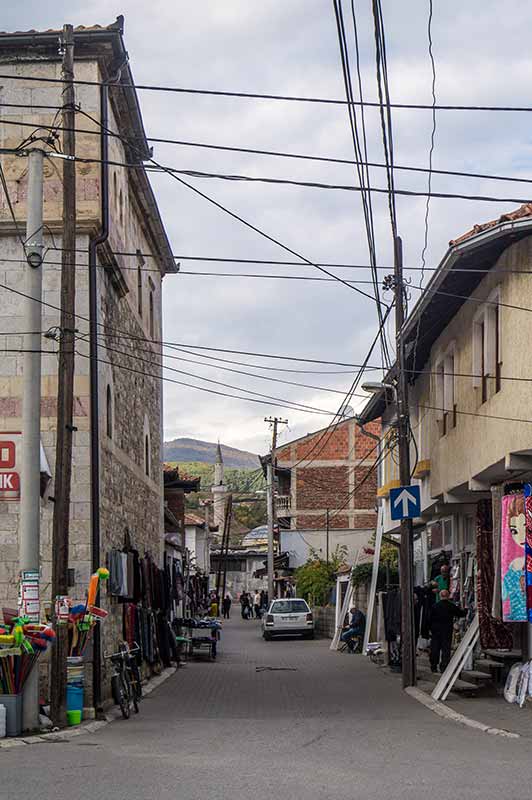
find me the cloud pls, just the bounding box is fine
[4,1,532,453]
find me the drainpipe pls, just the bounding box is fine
[88,81,109,714]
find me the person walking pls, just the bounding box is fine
[240,592,250,620]
[254,589,262,620]
[222,594,232,619]
[429,589,467,673]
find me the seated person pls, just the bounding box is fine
[340,606,366,652]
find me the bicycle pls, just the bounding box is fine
[106,641,142,719]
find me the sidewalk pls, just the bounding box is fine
[374,650,532,738]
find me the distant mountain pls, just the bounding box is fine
[163,438,260,469]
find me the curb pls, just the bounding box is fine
[0,666,177,749]
[405,686,520,739]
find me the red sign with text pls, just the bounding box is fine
[0,432,21,500]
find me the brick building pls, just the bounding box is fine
[0,20,177,704]
[266,416,381,568]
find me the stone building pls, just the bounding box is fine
[0,19,177,704]
[263,416,381,568]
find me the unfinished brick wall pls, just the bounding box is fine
[296,466,349,509]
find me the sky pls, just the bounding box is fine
[4,1,532,455]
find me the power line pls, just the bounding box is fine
[55,152,532,205]
[4,72,532,112]
[77,333,339,415]
[11,249,532,278]
[73,109,385,306]
[420,0,437,290]
[8,113,532,190]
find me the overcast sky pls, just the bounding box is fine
[5,2,532,455]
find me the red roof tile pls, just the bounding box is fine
[450,203,532,246]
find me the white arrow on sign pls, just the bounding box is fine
[393,488,417,517]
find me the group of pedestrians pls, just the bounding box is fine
[240,589,268,620]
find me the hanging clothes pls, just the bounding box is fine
[477,498,513,649]
[523,485,532,622]
[501,492,526,622]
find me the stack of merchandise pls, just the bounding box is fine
[61,567,109,726]
[0,610,55,735]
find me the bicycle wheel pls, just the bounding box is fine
[112,673,130,719]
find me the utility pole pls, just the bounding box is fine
[19,146,45,731]
[326,508,330,565]
[394,236,416,688]
[50,24,77,727]
[265,417,287,602]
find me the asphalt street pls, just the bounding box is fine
[3,615,532,799]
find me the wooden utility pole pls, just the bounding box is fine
[394,236,416,688]
[265,417,287,601]
[50,24,77,726]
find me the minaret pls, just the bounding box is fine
[212,442,227,531]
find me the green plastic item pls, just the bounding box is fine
[66,710,82,726]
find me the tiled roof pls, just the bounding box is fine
[450,203,532,246]
[0,20,123,36]
[184,512,205,526]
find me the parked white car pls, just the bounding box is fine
[262,598,314,640]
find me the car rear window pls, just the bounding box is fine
[271,600,309,614]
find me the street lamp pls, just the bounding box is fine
[361,381,397,402]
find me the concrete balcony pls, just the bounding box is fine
[276,494,292,513]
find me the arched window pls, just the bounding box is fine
[119,187,124,227]
[106,385,113,439]
[149,290,154,339]
[144,434,150,477]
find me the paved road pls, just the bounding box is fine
[3,616,531,799]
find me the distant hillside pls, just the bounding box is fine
[165,462,265,494]
[163,438,260,469]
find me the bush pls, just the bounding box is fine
[295,546,347,606]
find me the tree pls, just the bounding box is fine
[294,545,347,606]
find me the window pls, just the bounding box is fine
[144,434,150,477]
[106,385,113,439]
[464,516,475,549]
[149,290,154,339]
[119,187,124,227]
[472,290,501,402]
[435,346,456,436]
[271,600,309,614]
[136,250,144,318]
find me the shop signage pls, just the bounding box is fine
[0,432,21,501]
[390,485,421,520]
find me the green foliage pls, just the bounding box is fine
[351,557,399,589]
[233,500,267,529]
[295,546,347,606]
[167,461,265,493]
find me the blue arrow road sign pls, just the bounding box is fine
[389,485,421,520]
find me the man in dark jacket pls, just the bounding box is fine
[430,590,467,673]
[340,607,366,653]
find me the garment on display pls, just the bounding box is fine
[477,499,513,649]
[501,493,526,622]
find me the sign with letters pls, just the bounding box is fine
[0,432,21,501]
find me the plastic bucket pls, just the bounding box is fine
[0,694,22,737]
[66,710,82,726]
[66,684,84,714]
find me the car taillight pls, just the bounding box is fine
[306,612,313,622]
[266,614,274,623]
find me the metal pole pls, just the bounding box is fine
[20,147,45,731]
[394,235,416,688]
[264,416,287,602]
[50,22,76,728]
[266,459,275,603]
[326,508,330,565]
